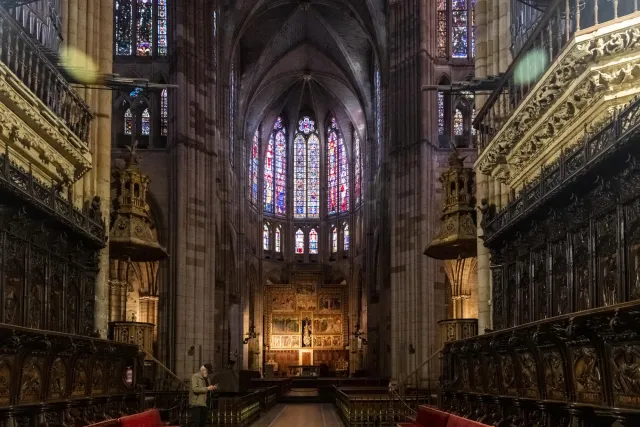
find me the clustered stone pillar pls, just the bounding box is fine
[475,172,491,333]
[62,0,113,337]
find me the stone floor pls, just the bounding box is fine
[252,403,344,427]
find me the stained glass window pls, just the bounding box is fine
[115,0,133,55]
[124,109,133,134]
[294,133,307,218]
[327,118,349,215]
[130,87,143,98]
[354,132,362,206]
[343,224,350,251]
[275,227,281,253]
[263,225,270,251]
[294,117,319,219]
[161,89,168,136]
[264,117,286,215]
[295,229,304,254]
[250,130,259,206]
[213,10,217,68]
[264,132,275,213]
[308,134,320,218]
[437,0,448,58]
[274,124,287,216]
[454,108,464,136]
[309,229,318,254]
[438,92,445,135]
[141,108,151,135]
[471,0,476,57]
[136,0,153,56]
[157,0,167,56]
[452,0,468,58]
[298,117,315,134]
[332,227,338,253]
[374,69,381,167]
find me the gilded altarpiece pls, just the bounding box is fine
[264,276,348,374]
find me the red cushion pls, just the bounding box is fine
[397,424,420,427]
[446,414,491,427]
[119,410,163,427]
[415,406,450,427]
[87,421,121,427]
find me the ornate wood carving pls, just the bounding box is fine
[441,302,640,425]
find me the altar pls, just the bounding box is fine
[288,365,319,377]
[264,274,350,377]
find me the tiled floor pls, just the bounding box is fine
[252,403,344,427]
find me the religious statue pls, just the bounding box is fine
[302,317,312,347]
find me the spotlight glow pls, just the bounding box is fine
[514,48,548,86]
[60,46,98,85]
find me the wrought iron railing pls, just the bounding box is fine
[0,148,105,243]
[482,95,640,242]
[475,0,639,152]
[0,4,92,143]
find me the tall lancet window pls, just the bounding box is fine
[160,89,168,136]
[115,0,168,56]
[124,109,133,135]
[275,227,282,253]
[436,0,475,59]
[294,117,320,219]
[141,108,151,135]
[295,229,305,254]
[249,130,259,206]
[327,117,349,214]
[332,227,338,253]
[309,229,319,254]
[263,117,286,215]
[354,131,362,207]
[229,66,236,168]
[343,223,350,251]
[263,224,270,250]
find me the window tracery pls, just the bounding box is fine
[309,229,318,255]
[141,108,151,135]
[327,117,349,215]
[263,224,270,251]
[275,227,282,253]
[115,0,168,57]
[437,79,476,148]
[437,0,476,60]
[264,117,286,215]
[250,130,259,206]
[124,108,133,135]
[354,131,362,207]
[343,223,350,251]
[294,117,319,219]
[332,227,338,253]
[295,229,304,254]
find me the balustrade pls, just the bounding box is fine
[0,5,92,143]
[475,0,639,152]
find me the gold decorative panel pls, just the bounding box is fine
[265,276,348,361]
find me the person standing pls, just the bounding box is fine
[189,366,217,427]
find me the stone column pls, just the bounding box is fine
[476,172,491,333]
[498,0,511,73]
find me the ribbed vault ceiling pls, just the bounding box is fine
[225,0,385,140]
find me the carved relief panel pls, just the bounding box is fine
[595,212,619,308]
[517,351,539,398]
[573,227,591,311]
[551,241,568,316]
[611,344,640,407]
[542,349,566,401]
[532,248,548,321]
[570,346,604,405]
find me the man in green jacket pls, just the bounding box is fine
[189,366,217,427]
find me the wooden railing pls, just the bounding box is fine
[0,324,142,426]
[441,301,640,426]
[0,4,92,143]
[335,387,431,427]
[475,0,640,152]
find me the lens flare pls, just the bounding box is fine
[60,46,98,85]
[514,48,548,86]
